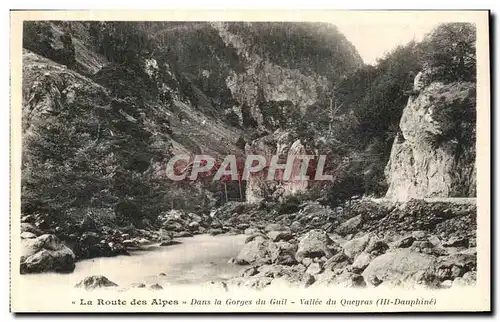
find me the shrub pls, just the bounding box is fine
[277,195,301,214]
[225,110,241,127]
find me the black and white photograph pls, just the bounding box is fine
[9,10,490,313]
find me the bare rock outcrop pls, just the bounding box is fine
[20,234,76,274]
[245,131,310,203]
[385,69,476,201]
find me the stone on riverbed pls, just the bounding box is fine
[434,249,476,281]
[209,228,223,236]
[392,235,416,248]
[350,252,373,273]
[452,271,476,287]
[245,233,268,244]
[290,221,303,233]
[75,275,118,290]
[301,273,316,287]
[244,227,262,235]
[174,231,193,238]
[269,241,298,265]
[305,262,323,275]
[149,283,163,290]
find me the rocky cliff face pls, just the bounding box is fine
[155,22,362,132]
[213,22,329,126]
[244,131,310,203]
[385,69,476,201]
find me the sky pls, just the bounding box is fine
[335,22,442,65]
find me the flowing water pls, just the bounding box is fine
[18,234,246,290]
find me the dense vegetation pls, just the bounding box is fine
[226,22,363,80]
[21,20,476,227]
[23,21,76,68]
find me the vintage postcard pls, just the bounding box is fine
[10,10,490,313]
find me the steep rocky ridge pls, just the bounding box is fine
[385,69,476,201]
[152,21,362,132]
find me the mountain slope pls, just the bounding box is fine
[21,20,364,217]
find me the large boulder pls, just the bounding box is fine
[20,234,75,274]
[323,251,351,271]
[452,271,476,287]
[350,252,374,273]
[342,233,371,259]
[442,236,469,248]
[364,238,389,256]
[305,262,323,275]
[20,232,37,239]
[362,249,437,287]
[336,215,363,236]
[163,221,185,232]
[21,223,43,236]
[295,229,340,262]
[188,221,200,231]
[267,230,293,242]
[268,241,298,265]
[245,233,268,244]
[290,221,303,233]
[236,239,275,265]
[434,249,476,281]
[392,235,416,248]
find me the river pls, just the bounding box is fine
[18,234,246,290]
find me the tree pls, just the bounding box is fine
[421,23,476,82]
[23,21,54,57]
[58,30,76,68]
[241,104,258,128]
[225,110,241,127]
[23,22,77,69]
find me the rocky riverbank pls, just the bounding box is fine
[20,197,476,291]
[219,198,476,290]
